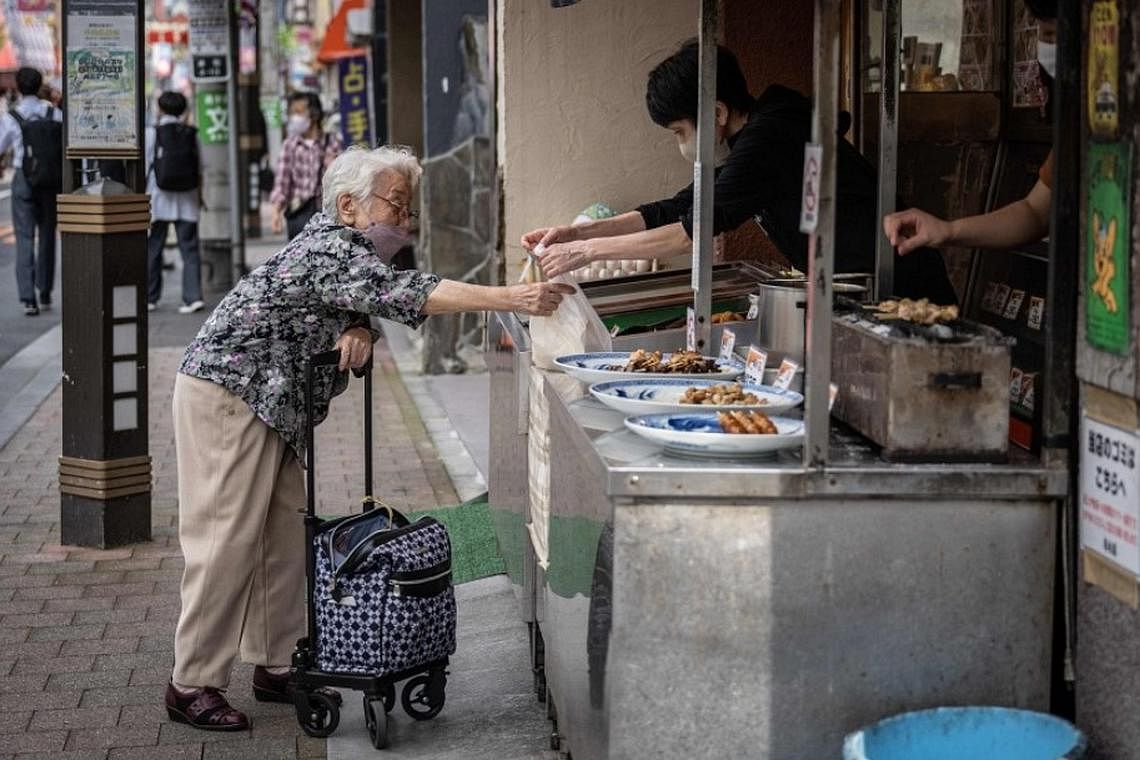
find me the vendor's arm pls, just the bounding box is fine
[883,180,1050,254]
[537,222,692,278]
[521,211,647,251]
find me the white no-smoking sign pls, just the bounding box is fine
[799,143,822,234]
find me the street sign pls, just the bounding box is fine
[188,0,229,83]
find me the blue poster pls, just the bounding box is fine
[337,55,372,147]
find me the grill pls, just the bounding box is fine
[830,308,1014,462]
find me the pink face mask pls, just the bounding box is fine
[363,223,411,264]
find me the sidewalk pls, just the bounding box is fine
[0,233,549,759]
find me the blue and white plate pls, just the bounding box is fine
[553,352,743,385]
[624,412,804,456]
[590,378,803,416]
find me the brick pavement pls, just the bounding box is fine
[0,340,460,759]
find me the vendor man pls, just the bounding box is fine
[524,42,959,305]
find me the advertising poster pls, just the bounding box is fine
[66,13,138,152]
[337,55,372,147]
[1085,142,1132,355]
[1088,0,1120,138]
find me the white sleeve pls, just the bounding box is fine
[0,115,17,155]
[144,126,155,168]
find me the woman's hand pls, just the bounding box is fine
[882,208,953,255]
[334,326,373,371]
[508,282,577,316]
[537,240,598,279]
[271,207,285,235]
[521,225,579,251]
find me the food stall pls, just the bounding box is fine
[486,0,1073,757]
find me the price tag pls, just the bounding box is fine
[746,296,760,320]
[992,284,1012,316]
[1009,367,1024,403]
[1080,415,1140,576]
[1019,372,1037,413]
[772,358,799,390]
[828,382,839,411]
[1003,289,1027,320]
[719,328,737,362]
[686,307,696,352]
[1027,296,1046,330]
[745,345,768,385]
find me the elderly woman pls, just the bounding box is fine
[165,145,572,731]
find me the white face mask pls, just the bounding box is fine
[1037,40,1057,79]
[679,133,731,166]
[287,113,311,137]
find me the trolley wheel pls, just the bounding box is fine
[382,682,396,713]
[363,695,389,749]
[295,690,340,738]
[401,673,445,721]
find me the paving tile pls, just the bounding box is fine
[13,585,82,600]
[14,751,109,760]
[0,713,30,735]
[45,671,132,693]
[42,597,116,614]
[92,652,172,673]
[92,559,162,573]
[59,639,139,657]
[0,690,82,712]
[27,706,120,732]
[0,628,29,644]
[0,732,66,754]
[27,625,105,642]
[10,656,93,676]
[63,726,158,751]
[0,611,72,628]
[158,723,255,746]
[109,745,202,760]
[0,641,62,658]
[52,573,126,587]
[79,685,162,708]
[72,610,146,626]
[81,583,154,599]
[135,636,174,654]
[0,675,49,694]
[116,704,167,728]
[202,737,295,760]
[113,594,179,610]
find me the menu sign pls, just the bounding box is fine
[772,359,799,391]
[719,329,736,363]
[1080,415,1140,576]
[744,346,767,385]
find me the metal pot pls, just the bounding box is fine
[752,279,871,361]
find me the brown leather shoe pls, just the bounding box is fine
[165,682,250,732]
[253,666,343,706]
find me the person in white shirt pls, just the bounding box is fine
[145,91,205,314]
[0,68,62,316]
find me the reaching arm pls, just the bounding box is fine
[423,280,575,316]
[883,181,1051,254]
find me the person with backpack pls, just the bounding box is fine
[269,92,343,240]
[146,91,205,314]
[0,67,62,316]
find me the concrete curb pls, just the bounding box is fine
[0,324,62,451]
[378,320,488,503]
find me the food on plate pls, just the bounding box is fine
[711,311,744,324]
[872,298,959,325]
[680,383,761,406]
[607,349,720,374]
[717,410,778,435]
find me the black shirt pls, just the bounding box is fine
[636,85,957,304]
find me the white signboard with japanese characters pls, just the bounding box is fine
[1080,415,1140,576]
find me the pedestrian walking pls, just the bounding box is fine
[269,92,343,240]
[165,145,571,730]
[0,67,62,316]
[146,91,205,314]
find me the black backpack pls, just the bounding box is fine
[11,106,62,192]
[152,123,200,192]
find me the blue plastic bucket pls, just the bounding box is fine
[843,707,1087,760]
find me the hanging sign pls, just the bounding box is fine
[1080,414,1140,577]
[1085,142,1132,355]
[337,55,372,147]
[196,90,229,145]
[799,143,822,234]
[1088,0,1120,138]
[188,0,230,83]
[65,4,139,155]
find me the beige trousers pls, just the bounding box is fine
[171,373,306,689]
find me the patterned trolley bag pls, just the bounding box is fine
[313,505,457,675]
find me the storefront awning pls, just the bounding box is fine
[316,0,368,64]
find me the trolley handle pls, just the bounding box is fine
[304,350,375,519]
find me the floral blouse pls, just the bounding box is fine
[179,213,440,461]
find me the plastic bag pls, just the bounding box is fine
[523,246,611,369]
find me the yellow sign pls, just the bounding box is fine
[1089,0,1120,138]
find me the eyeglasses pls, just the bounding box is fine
[371,193,419,220]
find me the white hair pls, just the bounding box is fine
[321,144,423,219]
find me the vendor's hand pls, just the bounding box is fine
[882,208,952,255]
[521,224,579,251]
[509,282,576,316]
[334,326,373,371]
[271,209,284,235]
[537,241,597,279]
